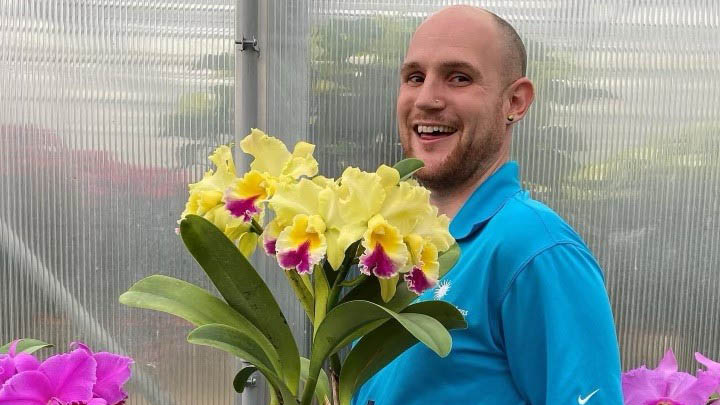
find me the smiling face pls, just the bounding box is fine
[397,7,510,192]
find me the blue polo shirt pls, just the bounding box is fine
[353,161,623,405]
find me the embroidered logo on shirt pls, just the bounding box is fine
[578,389,599,404]
[431,280,469,317]
[433,280,451,300]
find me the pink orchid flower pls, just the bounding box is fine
[622,349,720,405]
[0,348,102,405]
[70,342,133,405]
[0,340,41,386]
[695,352,720,404]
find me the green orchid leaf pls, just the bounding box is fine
[180,215,300,394]
[233,366,257,393]
[438,243,461,277]
[0,339,53,355]
[338,301,467,405]
[393,158,424,181]
[300,357,331,405]
[119,275,281,376]
[301,300,451,405]
[187,323,296,405]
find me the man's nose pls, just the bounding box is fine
[414,79,445,111]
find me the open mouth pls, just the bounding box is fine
[413,124,458,141]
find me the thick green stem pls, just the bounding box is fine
[300,376,318,405]
[327,265,349,310]
[250,218,264,234]
[313,264,330,338]
[339,273,367,288]
[327,241,362,309]
[284,271,314,323]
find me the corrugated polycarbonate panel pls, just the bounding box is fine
[306,0,720,373]
[252,2,313,404]
[0,1,239,403]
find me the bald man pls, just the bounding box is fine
[353,6,623,405]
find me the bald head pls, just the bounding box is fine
[417,5,527,84]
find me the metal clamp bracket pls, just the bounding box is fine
[236,35,260,53]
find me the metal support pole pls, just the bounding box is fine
[236,1,261,404]
[236,0,260,137]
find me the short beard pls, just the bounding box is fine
[407,116,504,193]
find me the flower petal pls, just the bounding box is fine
[13,353,40,373]
[405,266,437,294]
[696,352,720,375]
[378,275,399,303]
[668,370,720,405]
[237,232,259,258]
[224,170,269,221]
[275,214,327,274]
[412,206,454,252]
[240,129,291,177]
[93,352,133,405]
[270,178,323,223]
[375,165,400,189]
[283,141,318,178]
[337,167,386,224]
[0,370,54,404]
[39,349,96,402]
[225,195,260,222]
[656,349,679,378]
[181,145,237,219]
[0,356,14,386]
[277,241,314,274]
[359,215,408,278]
[621,366,665,405]
[379,181,431,235]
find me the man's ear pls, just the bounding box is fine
[504,77,535,124]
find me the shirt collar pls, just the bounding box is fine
[449,161,523,240]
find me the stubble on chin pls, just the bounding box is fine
[404,127,504,193]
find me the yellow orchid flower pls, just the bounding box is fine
[275,214,327,274]
[359,214,409,279]
[336,166,389,225]
[203,205,258,257]
[403,233,440,294]
[181,145,237,219]
[412,206,454,252]
[223,170,270,221]
[378,180,433,235]
[178,145,262,257]
[239,128,318,179]
[262,215,290,255]
[218,129,319,225]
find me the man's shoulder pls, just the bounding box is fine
[493,191,585,248]
[464,191,592,273]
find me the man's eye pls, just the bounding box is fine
[450,74,470,84]
[407,74,424,84]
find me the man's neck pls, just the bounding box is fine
[430,155,510,219]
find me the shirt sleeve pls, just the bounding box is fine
[500,242,624,405]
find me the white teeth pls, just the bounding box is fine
[416,125,456,134]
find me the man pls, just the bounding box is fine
[353,5,623,405]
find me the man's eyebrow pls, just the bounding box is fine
[400,61,421,74]
[400,60,482,78]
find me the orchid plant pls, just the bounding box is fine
[120,129,467,405]
[0,339,132,405]
[622,349,720,405]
